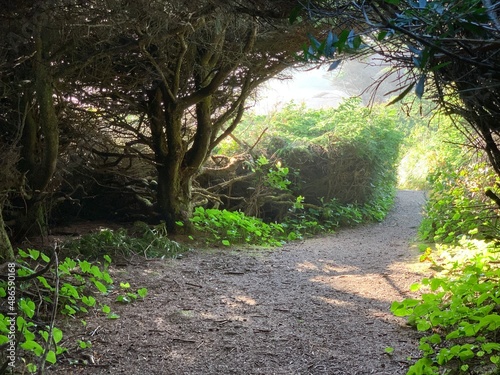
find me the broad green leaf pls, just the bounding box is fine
[137,288,148,298]
[93,280,108,294]
[53,327,63,344]
[45,350,57,364]
[21,340,44,356]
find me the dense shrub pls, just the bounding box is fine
[213,98,405,217]
[419,160,500,244]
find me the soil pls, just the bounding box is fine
[51,190,429,375]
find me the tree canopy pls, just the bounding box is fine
[0,0,314,258]
[300,0,500,178]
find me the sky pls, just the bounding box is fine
[251,57,396,115]
[252,65,349,114]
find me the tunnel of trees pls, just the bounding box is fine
[1,0,500,261]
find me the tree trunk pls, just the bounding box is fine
[156,165,194,233]
[148,85,195,233]
[16,14,59,240]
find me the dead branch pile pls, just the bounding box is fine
[195,139,379,221]
[279,142,376,205]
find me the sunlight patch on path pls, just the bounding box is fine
[310,274,405,302]
[296,260,359,274]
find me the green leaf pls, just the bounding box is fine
[93,280,108,294]
[137,288,148,298]
[28,249,40,260]
[20,299,36,319]
[53,327,63,344]
[384,346,394,354]
[417,320,432,331]
[79,260,91,273]
[22,340,44,356]
[40,252,51,263]
[482,342,500,354]
[39,330,49,342]
[37,276,53,290]
[289,4,302,24]
[45,350,57,364]
[337,29,350,52]
[222,239,231,246]
[428,334,442,344]
[116,295,131,303]
[409,283,421,292]
[82,295,96,307]
[377,30,389,41]
[120,282,131,289]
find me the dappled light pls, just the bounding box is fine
[296,260,360,274]
[2,1,500,374]
[41,190,425,374]
[310,273,404,303]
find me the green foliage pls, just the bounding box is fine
[391,240,500,374]
[0,249,148,371]
[190,207,288,247]
[419,161,500,244]
[254,155,291,191]
[282,185,396,237]
[397,106,467,190]
[244,98,403,205]
[62,221,189,259]
[209,98,407,240]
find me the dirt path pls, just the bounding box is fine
[54,190,428,375]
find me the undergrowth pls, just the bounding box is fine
[419,162,500,244]
[391,239,500,375]
[0,248,147,373]
[189,185,395,246]
[61,221,189,259]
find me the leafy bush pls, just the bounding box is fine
[391,240,500,375]
[419,161,500,244]
[396,102,465,190]
[189,207,289,246]
[283,181,395,234]
[230,98,404,209]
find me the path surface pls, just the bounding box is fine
[54,190,428,375]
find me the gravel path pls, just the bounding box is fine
[53,190,428,375]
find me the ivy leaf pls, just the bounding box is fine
[45,350,57,364]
